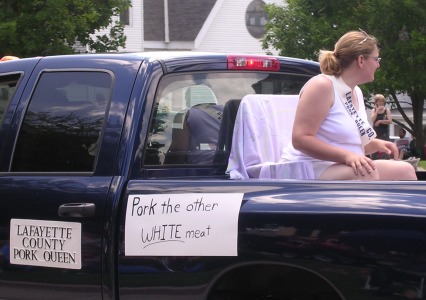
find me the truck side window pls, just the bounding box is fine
[12,71,111,172]
[143,72,311,172]
[0,73,21,125]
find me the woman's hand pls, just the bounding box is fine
[377,140,399,159]
[365,139,399,160]
[375,105,385,114]
[344,153,376,176]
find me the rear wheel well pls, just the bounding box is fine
[207,262,343,300]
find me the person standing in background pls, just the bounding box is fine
[371,94,392,141]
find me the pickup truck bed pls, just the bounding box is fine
[1,52,425,300]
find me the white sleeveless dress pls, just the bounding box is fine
[280,75,368,178]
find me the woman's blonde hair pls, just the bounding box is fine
[374,93,385,104]
[319,30,378,76]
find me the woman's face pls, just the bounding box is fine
[363,46,381,82]
[375,99,385,107]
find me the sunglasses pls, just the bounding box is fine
[358,28,373,44]
[371,56,382,63]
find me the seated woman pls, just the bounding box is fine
[280,30,416,180]
[395,128,412,160]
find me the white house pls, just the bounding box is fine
[93,0,284,54]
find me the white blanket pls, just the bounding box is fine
[226,94,314,180]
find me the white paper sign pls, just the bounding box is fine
[125,193,244,256]
[10,219,82,269]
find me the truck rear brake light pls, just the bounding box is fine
[227,55,280,71]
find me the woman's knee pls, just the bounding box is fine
[398,162,417,180]
[377,160,417,180]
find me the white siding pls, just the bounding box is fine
[122,0,144,52]
[195,0,283,54]
[92,0,285,54]
[91,0,144,52]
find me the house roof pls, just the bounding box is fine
[144,0,217,41]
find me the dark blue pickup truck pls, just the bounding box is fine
[1,52,426,300]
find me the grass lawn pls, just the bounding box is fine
[419,160,426,169]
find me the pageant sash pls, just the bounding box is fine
[324,75,376,146]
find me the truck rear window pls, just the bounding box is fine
[144,71,312,169]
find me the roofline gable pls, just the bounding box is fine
[194,0,225,49]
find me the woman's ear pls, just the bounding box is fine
[358,55,364,66]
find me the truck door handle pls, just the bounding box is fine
[58,203,96,218]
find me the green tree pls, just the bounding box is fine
[0,0,131,57]
[262,0,426,156]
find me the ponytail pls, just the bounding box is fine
[319,50,342,76]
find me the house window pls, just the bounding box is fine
[120,8,130,25]
[245,0,267,39]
